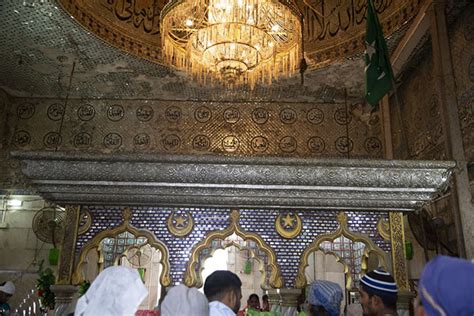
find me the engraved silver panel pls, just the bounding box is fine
[11,151,455,211]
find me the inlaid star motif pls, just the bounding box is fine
[174,215,186,227]
[365,40,376,61]
[282,214,295,228]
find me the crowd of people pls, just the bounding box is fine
[1,255,473,316]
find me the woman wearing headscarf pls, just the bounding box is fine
[306,280,343,316]
[75,266,148,316]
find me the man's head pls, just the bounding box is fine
[204,270,242,313]
[0,281,15,304]
[247,294,260,310]
[415,255,474,316]
[359,269,398,316]
[307,280,343,316]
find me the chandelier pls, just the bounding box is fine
[161,0,302,88]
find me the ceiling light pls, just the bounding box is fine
[161,0,302,88]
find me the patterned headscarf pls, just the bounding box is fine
[307,280,343,316]
[419,255,474,316]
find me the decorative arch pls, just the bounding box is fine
[72,207,171,287]
[295,212,388,289]
[184,209,283,288]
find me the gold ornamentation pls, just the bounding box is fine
[376,216,391,241]
[275,212,302,239]
[57,205,81,285]
[184,209,283,288]
[167,211,194,237]
[77,208,92,235]
[295,212,388,289]
[389,212,409,291]
[73,208,172,287]
[58,1,423,72]
[161,0,302,88]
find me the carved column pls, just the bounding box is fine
[389,212,412,316]
[279,288,301,316]
[53,205,81,315]
[265,289,282,313]
[429,0,473,258]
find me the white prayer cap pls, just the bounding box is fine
[0,281,15,295]
[75,266,148,316]
[160,284,209,316]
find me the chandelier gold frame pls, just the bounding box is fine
[161,0,302,88]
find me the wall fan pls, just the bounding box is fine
[126,245,152,267]
[32,206,65,248]
[407,208,437,251]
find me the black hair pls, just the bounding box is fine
[262,294,268,300]
[362,284,397,310]
[308,304,331,316]
[204,270,242,301]
[248,293,259,301]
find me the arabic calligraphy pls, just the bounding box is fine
[47,103,65,121]
[193,135,210,151]
[251,136,269,153]
[17,103,35,119]
[103,133,122,149]
[280,136,297,153]
[133,133,150,149]
[43,132,62,148]
[302,0,394,43]
[12,130,31,147]
[102,0,163,35]
[222,135,239,152]
[162,134,181,151]
[74,132,92,148]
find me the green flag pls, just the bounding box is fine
[365,0,394,106]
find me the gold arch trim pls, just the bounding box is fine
[184,209,283,288]
[295,212,388,289]
[377,216,391,241]
[72,207,172,286]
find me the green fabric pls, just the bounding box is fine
[245,311,281,316]
[364,0,394,106]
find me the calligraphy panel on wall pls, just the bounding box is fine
[8,98,383,158]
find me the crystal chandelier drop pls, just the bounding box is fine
[161,0,302,88]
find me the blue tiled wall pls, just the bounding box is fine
[76,207,390,287]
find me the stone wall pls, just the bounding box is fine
[450,5,474,181]
[392,3,474,271]
[0,197,55,312]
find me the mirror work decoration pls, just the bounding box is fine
[184,209,283,288]
[72,207,172,287]
[295,212,387,289]
[275,212,302,239]
[167,211,194,237]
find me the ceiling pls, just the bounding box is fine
[2,0,466,103]
[1,0,465,209]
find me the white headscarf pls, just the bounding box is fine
[160,284,209,316]
[75,266,148,316]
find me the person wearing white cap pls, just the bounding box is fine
[160,284,209,316]
[359,269,398,316]
[0,281,15,313]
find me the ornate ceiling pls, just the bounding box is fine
[0,0,439,102]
